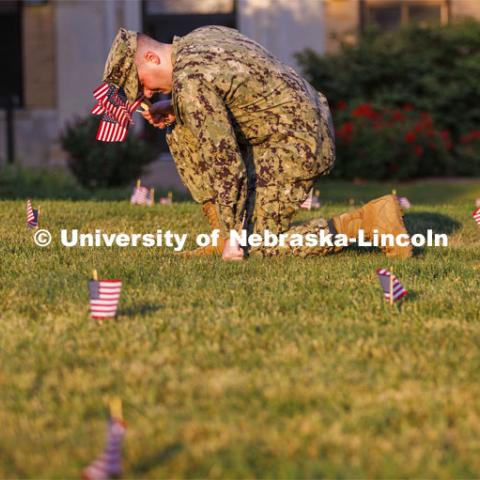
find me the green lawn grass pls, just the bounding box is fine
[1,181,479,478]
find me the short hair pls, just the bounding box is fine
[136,33,162,64]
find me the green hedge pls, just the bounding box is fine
[296,21,480,178]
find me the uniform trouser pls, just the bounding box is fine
[166,124,339,258]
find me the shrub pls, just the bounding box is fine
[60,116,157,188]
[0,165,86,199]
[456,130,480,175]
[332,102,453,180]
[296,20,480,178]
[296,21,480,138]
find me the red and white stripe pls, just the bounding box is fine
[130,186,150,205]
[26,199,34,224]
[91,102,129,127]
[101,97,129,126]
[93,82,142,125]
[128,96,143,114]
[300,189,313,210]
[96,120,127,142]
[472,207,480,226]
[82,419,126,480]
[92,83,145,143]
[90,280,122,319]
[93,82,110,99]
[376,268,408,302]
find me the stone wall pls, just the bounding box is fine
[0,0,142,167]
[0,109,58,167]
[23,3,56,109]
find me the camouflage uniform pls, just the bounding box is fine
[166,26,337,257]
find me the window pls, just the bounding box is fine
[360,0,450,33]
[0,1,23,107]
[143,0,236,43]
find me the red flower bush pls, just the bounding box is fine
[351,103,381,121]
[332,103,453,180]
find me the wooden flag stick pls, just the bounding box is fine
[135,98,152,113]
[109,397,123,422]
[92,269,98,281]
[150,188,155,205]
[389,268,394,306]
[136,179,141,189]
[168,191,173,201]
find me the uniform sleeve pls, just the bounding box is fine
[173,75,246,233]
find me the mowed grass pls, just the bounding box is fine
[1,181,480,478]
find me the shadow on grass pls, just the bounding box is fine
[405,211,461,256]
[117,303,162,317]
[132,443,184,474]
[404,211,461,236]
[323,211,460,258]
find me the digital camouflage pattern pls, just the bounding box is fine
[167,26,337,256]
[103,28,139,103]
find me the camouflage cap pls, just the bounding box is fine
[103,28,139,103]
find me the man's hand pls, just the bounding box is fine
[222,234,244,261]
[141,100,176,129]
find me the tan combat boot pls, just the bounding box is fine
[181,201,226,257]
[331,194,412,258]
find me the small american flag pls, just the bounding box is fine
[376,269,408,303]
[473,207,480,226]
[398,196,411,209]
[89,279,122,319]
[82,419,126,480]
[130,186,153,206]
[300,189,313,210]
[26,199,39,229]
[92,83,142,142]
[159,191,173,205]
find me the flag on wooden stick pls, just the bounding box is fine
[376,268,408,304]
[473,207,480,226]
[88,270,122,319]
[26,199,39,229]
[159,191,173,205]
[82,399,126,480]
[130,180,154,206]
[92,83,143,142]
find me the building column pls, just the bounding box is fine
[237,0,326,69]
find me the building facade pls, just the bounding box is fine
[1,0,480,173]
